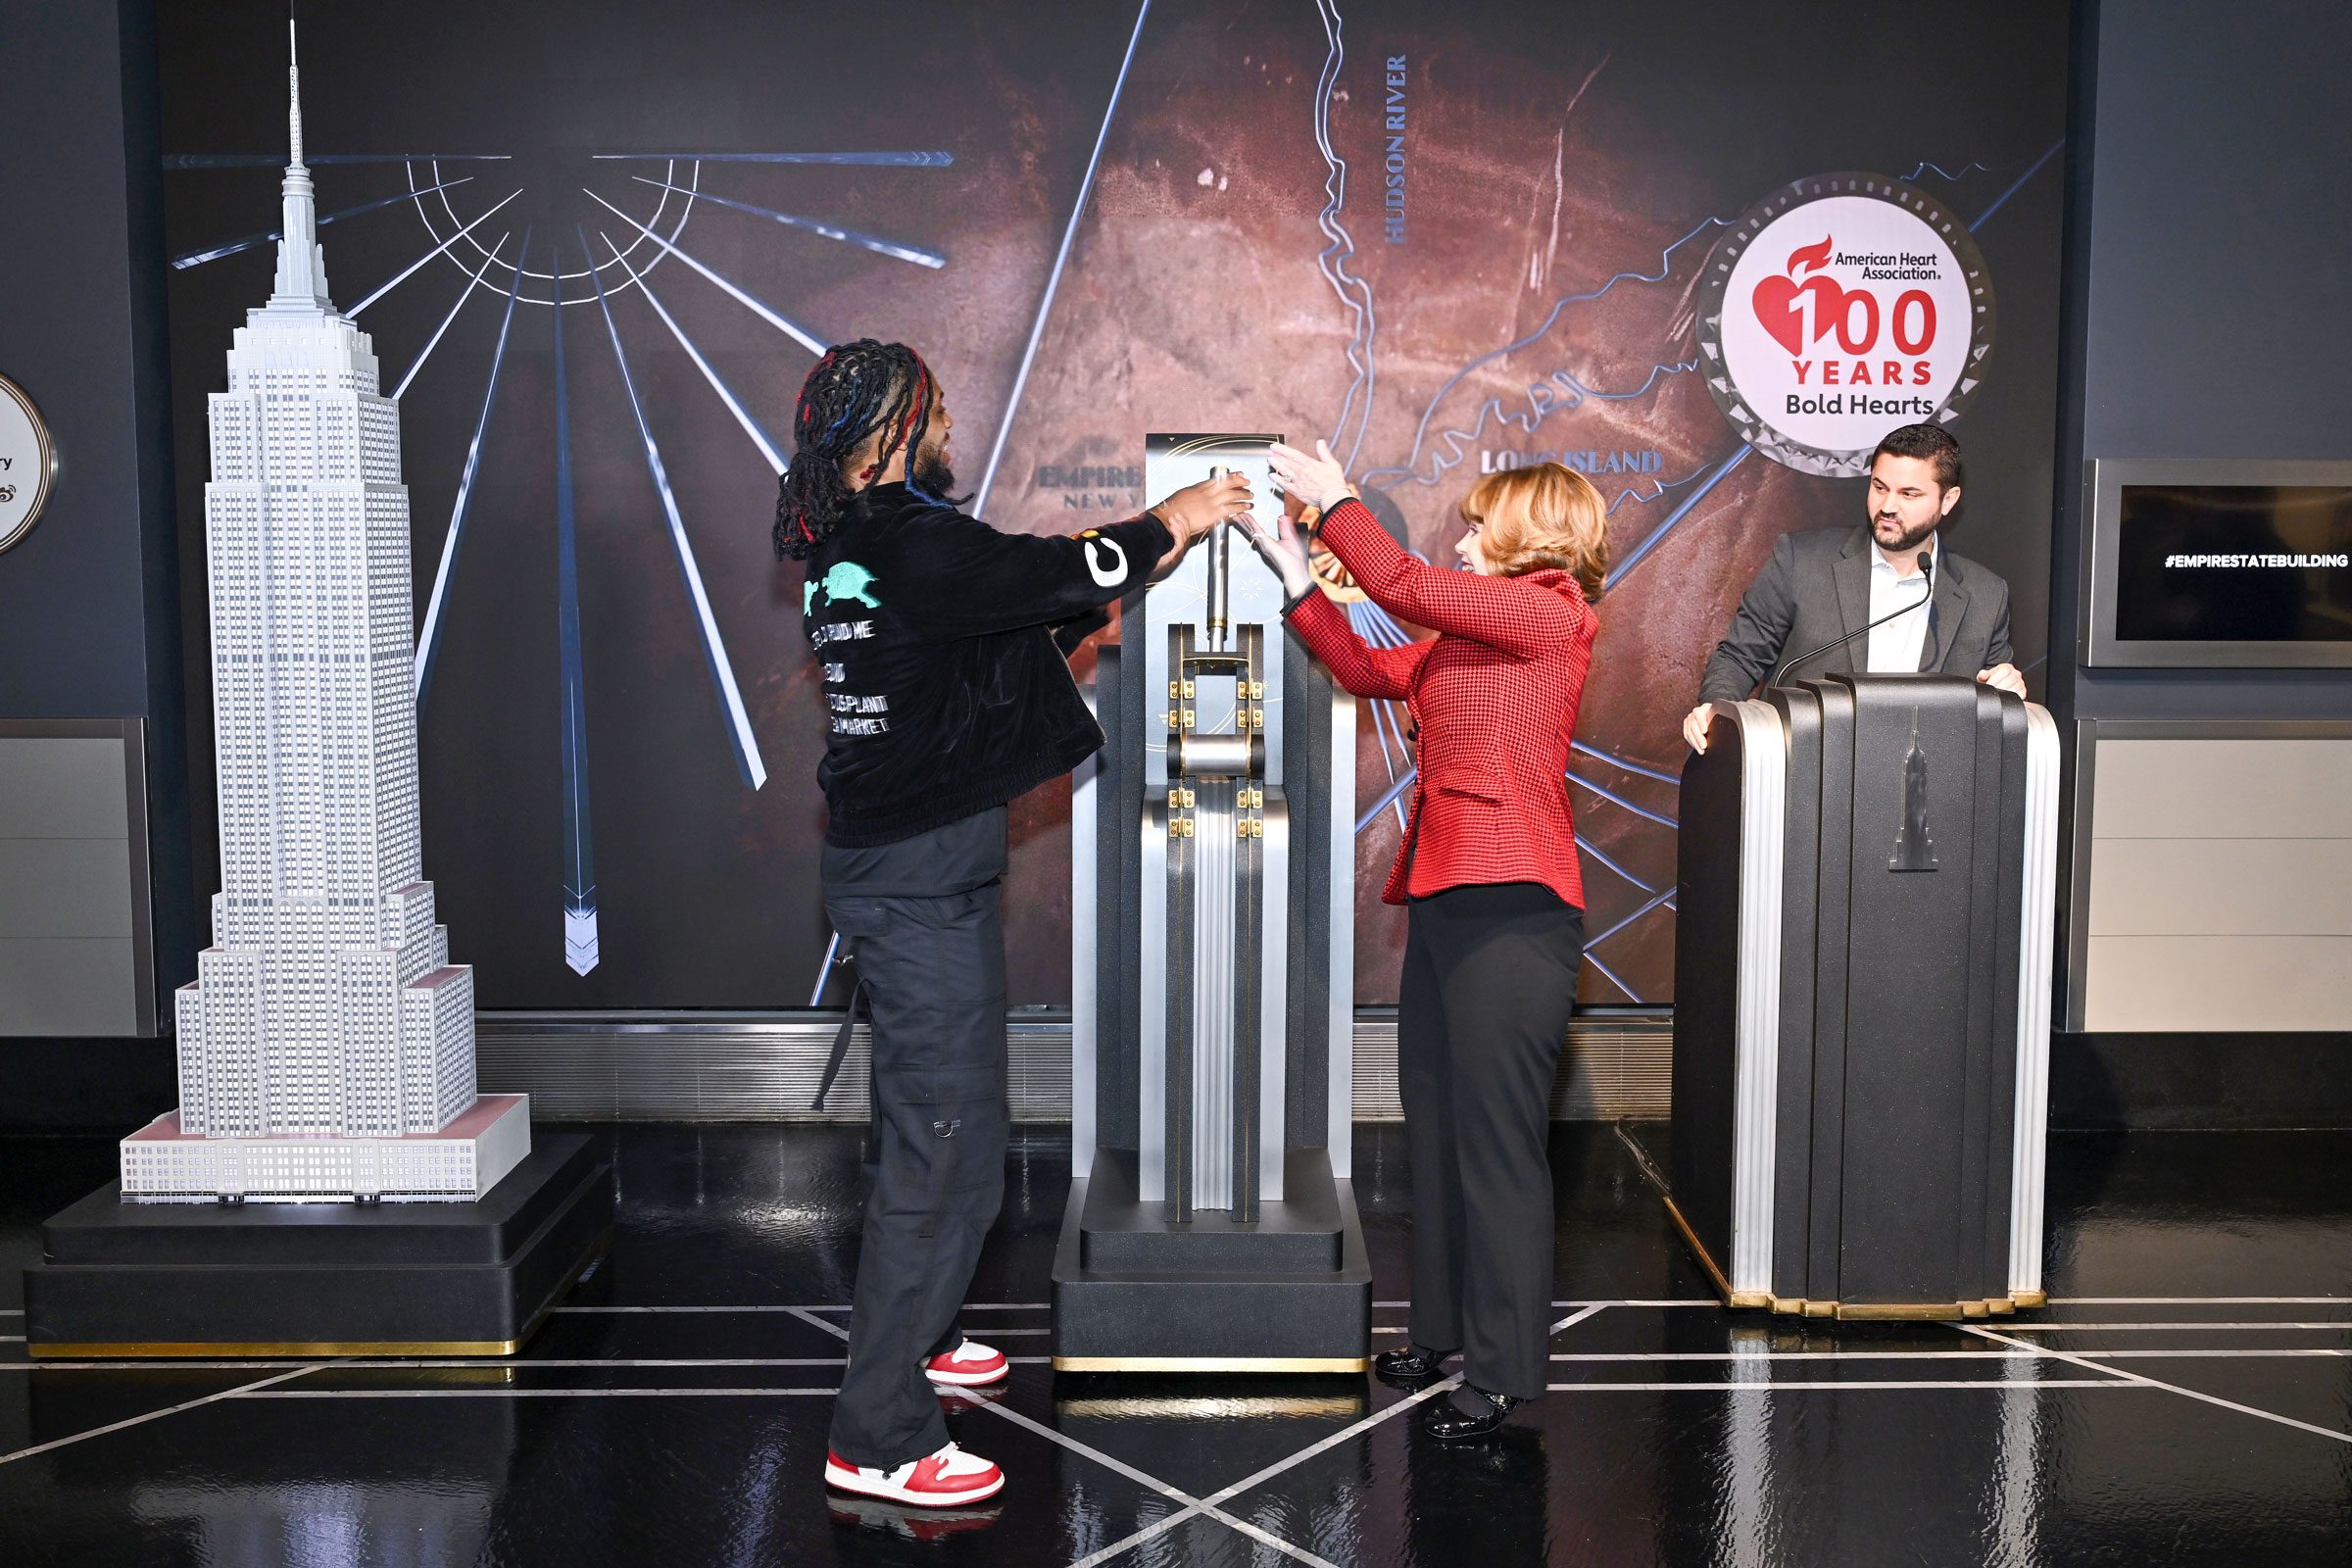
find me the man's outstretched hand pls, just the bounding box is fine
[1149,471,1255,574]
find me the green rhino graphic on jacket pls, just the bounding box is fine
[805,561,882,614]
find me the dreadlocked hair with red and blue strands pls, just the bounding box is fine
[773,338,950,561]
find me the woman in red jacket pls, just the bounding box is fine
[1251,440,1603,1441]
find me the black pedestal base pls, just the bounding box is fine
[1050,1147,1371,1371]
[22,1133,612,1357]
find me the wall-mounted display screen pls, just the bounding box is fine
[2114,485,2352,643]
[2086,461,2352,667]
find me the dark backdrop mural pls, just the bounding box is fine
[159,0,2066,1008]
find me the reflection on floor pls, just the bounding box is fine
[4,1123,2350,1566]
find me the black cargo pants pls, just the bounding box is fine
[821,870,1010,1469]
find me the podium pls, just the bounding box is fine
[1668,674,2060,1318]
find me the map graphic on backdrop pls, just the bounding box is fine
[159,0,2066,1008]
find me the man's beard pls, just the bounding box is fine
[911,441,960,500]
[1873,512,1939,552]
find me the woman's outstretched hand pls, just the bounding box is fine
[1234,504,1316,600]
[1266,440,1354,512]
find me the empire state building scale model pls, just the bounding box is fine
[119,26,529,1201]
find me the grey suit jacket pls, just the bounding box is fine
[1696,526,2015,705]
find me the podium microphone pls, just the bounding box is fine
[1768,548,1934,689]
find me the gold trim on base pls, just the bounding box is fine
[1708,1291,2036,1322]
[2011,1290,2046,1309]
[30,1337,520,1359]
[1051,1356,1369,1374]
[1834,1302,1975,1322]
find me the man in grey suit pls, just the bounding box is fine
[1683,423,2028,754]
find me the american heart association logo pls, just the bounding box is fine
[1749,234,1841,357]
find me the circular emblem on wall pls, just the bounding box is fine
[0,373,59,556]
[1696,172,1995,476]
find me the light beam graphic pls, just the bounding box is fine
[432,158,697,298]
[552,250,601,975]
[597,235,787,473]
[1574,833,1657,894]
[584,189,827,355]
[1568,771,1677,830]
[973,0,1154,515]
[580,226,769,791]
[1571,739,1682,787]
[808,929,844,1008]
[415,231,528,705]
[172,175,476,269]
[349,187,521,317]
[627,179,944,269]
[392,233,512,402]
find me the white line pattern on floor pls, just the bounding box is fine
[1963,1324,2352,1446]
[787,1294,1344,1568]
[0,1364,326,1468]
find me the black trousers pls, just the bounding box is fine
[1396,881,1584,1400]
[822,881,1009,1469]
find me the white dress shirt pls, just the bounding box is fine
[1864,538,1936,674]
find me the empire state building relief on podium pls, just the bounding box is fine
[119,25,528,1201]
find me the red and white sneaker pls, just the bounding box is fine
[824,1442,1005,1508]
[923,1340,1009,1387]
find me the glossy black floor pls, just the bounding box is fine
[5,1122,2350,1567]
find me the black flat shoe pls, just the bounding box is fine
[1373,1346,1453,1387]
[1420,1384,1522,1441]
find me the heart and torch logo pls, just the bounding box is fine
[1698,174,1995,476]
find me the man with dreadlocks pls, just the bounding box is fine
[780,339,1247,1508]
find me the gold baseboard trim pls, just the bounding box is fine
[1706,1283,2038,1323]
[30,1338,521,1359]
[1714,1296,2034,1322]
[1052,1356,1370,1374]
[1658,1194,1734,1307]
[1834,1298,2023,1322]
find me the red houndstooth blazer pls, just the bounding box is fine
[1284,496,1596,909]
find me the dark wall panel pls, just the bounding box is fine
[2051,0,2352,724]
[0,0,190,1128]
[2042,0,2352,1092]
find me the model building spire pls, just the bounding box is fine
[268,19,331,311]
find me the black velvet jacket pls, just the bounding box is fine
[803,484,1173,847]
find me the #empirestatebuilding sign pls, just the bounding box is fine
[119,25,529,1201]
